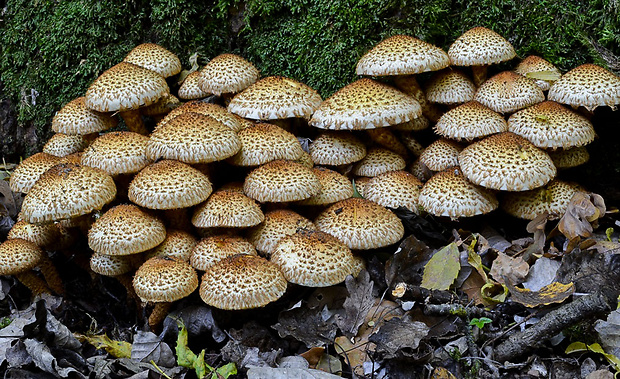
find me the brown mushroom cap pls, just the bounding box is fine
[198,53,260,96]
[228,123,304,166]
[355,35,450,76]
[157,101,246,133]
[310,78,422,130]
[474,71,545,113]
[81,131,153,176]
[141,93,181,117]
[418,166,498,219]
[244,160,320,203]
[392,115,430,132]
[199,254,287,310]
[501,179,581,220]
[178,71,211,100]
[7,220,60,249]
[297,167,354,206]
[128,160,212,209]
[548,146,590,168]
[271,229,355,287]
[43,133,89,157]
[144,229,198,262]
[434,101,508,141]
[147,112,241,164]
[448,26,516,66]
[309,132,367,166]
[123,43,182,78]
[228,76,322,120]
[419,139,463,172]
[548,63,620,111]
[507,101,596,149]
[52,97,118,135]
[90,252,135,276]
[363,170,423,212]
[20,163,117,224]
[9,153,62,194]
[353,148,406,177]
[0,238,43,275]
[247,209,317,256]
[88,204,166,255]
[458,132,557,191]
[192,190,264,228]
[190,235,257,271]
[85,62,170,113]
[133,257,198,303]
[425,69,476,104]
[315,198,404,250]
[514,55,561,91]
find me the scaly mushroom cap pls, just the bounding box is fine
[315,198,404,250]
[147,112,241,164]
[128,160,212,209]
[123,43,182,78]
[85,62,170,112]
[434,101,508,141]
[501,179,581,220]
[474,71,545,113]
[141,93,180,117]
[191,190,264,228]
[7,220,60,249]
[228,123,304,166]
[448,26,516,66]
[144,229,198,262]
[178,71,211,100]
[198,53,260,96]
[515,55,561,91]
[549,146,590,169]
[309,132,367,166]
[0,238,43,275]
[425,69,476,104]
[548,63,620,111]
[355,35,450,76]
[133,257,198,303]
[310,78,421,130]
[244,160,320,203]
[364,170,423,212]
[200,254,287,310]
[228,76,322,120]
[271,229,355,287]
[297,167,354,206]
[353,148,406,177]
[157,101,246,133]
[90,253,135,276]
[9,153,62,194]
[418,166,498,218]
[190,235,257,271]
[81,131,152,176]
[458,132,557,191]
[392,115,430,132]
[419,139,463,172]
[43,133,89,157]
[52,97,118,135]
[507,101,596,149]
[88,204,166,255]
[247,209,317,256]
[21,163,117,223]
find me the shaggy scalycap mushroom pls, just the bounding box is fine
[548,63,620,111]
[448,27,516,67]
[425,69,476,104]
[123,43,182,78]
[364,170,423,212]
[353,148,406,177]
[157,101,246,133]
[52,97,118,135]
[81,131,152,176]
[514,55,561,91]
[228,123,304,166]
[192,190,264,228]
[549,146,590,169]
[434,101,508,141]
[309,132,367,166]
[501,179,581,220]
[133,257,198,303]
[178,71,211,100]
[297,167,354,206]
[9,153,62,194]
[419,139,463,172]
[43,133,89,157]
[243,160,320,203]
[247,209,317,256]
[190,235,257,271]
[145,229,198,262]
[474,71,545,113]
[198,53,260,96]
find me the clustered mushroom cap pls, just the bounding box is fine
[501,179,581,220]
[448,26,516,66]
[392,115,430,132]
[353,148,406,177]
[315,197,404,250]
[228,76,322,120]
[141,94,181,117]
[310,78,421,130]
[297,167,354,206]
[52,97,118,135]
[128,160,212,209]
[418,167,498,219]
[81,131,152,176]
[90,253,134,276]
[548,63,620,111]
[133,257,198,303]
[198,53,260,96]
[9,152,62,194]
[271,229,356,287]
[147,112,241,164]
[309,132,367,166]
[434,101,508,141]
[0,238,43,275]
[548,146,590,168]
[247,209,317,256]
[85,62,170,113]
[191,190,264,228]
[145,229,198,262]
[228,123,304,166]
[43,133,89,157]
[507,101,596,149]
[474,71,545,113]
[88,204,166,255]
[243,160,320,203]
[363,170,423,212]
[123,43,182,78]
[20,163,117,224]
[425,69,476,104]
[8,220,60,249]
[419,138,463,172]
[514,55,561,91]
[190,235,257,271]
[178,71,211,100]
[458,132,557,191]
[157,101,246,133]
[199,254,287,310]
[355,34,450,76]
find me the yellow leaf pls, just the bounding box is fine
[481,282,508,305]
[421,243,460,291]
[75,333,131,358]
[506,282,574,308]
[566,342,620,372]
[525,70,561,81]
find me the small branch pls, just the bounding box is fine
[423,303,496,319]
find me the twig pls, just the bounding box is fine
[423,303,496,319]
[150,360,173,379]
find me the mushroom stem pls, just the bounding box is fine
[38,254,64,295]
[15,271,52,296]
[472,66,488,87]
[120,109,149,135]
[366,129,408,157]
[148,302,172,330]
[394,75,442,122]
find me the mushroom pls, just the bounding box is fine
[419,139,464,172]
[7,220,60,250]
[52,97,118,135]
[197,53,260,98]
[501,179,582,220]
[363,170,423,213]
[191,189,264,228]
[90,252,142,304]
[246,209,317,257]
[296,167,354,206]
[9,152,62,194]
[243,160,320,203]
[424,68,476,105]
[144,229,198,262]
[309,132,367,166]
[548,146,590,169]
[227,122,304,166]
[42,133,90,157]
[514,55,561,91]
[157,101,248,133]
[190,235,257,271]
[434,101,508,141]
[352,148,406,177]
[177,71,211,100]
[81,131,153,176]
[123,43,182,79]
[548,63,620,111]
[474,71,545,114]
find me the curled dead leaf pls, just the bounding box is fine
[506,281,575,308]
[558,192,606,240]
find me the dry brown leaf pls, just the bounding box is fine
[300,347,324,368]
[431,366,458,379]
[558,192,606,240]
[334,336,367,377]
[461,270,489,306]
[489,252,529,285]
[506,281,575,307]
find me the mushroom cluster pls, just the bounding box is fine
[3,30,619,326]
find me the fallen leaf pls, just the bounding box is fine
[522,257,561,291]
[385,234,434,287]
[506,281,575,307]
[273,305,338,348]
[247,367,343,378]
[300,347,324,368]
[566,342,620,372]
[431,366,458,378]
[489,252,529,285]
[316,352,342,375]
[421,242,460,291]
[461,270,489,306]
[76,333,132,358]
[467,248,489,283]
[334,336,367,377]
[335,271,374,337]
[368,315,430,359]
[594,309,620,359]
[558,192,606,240]
[480,282,508,304]
[131,330,175,367]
